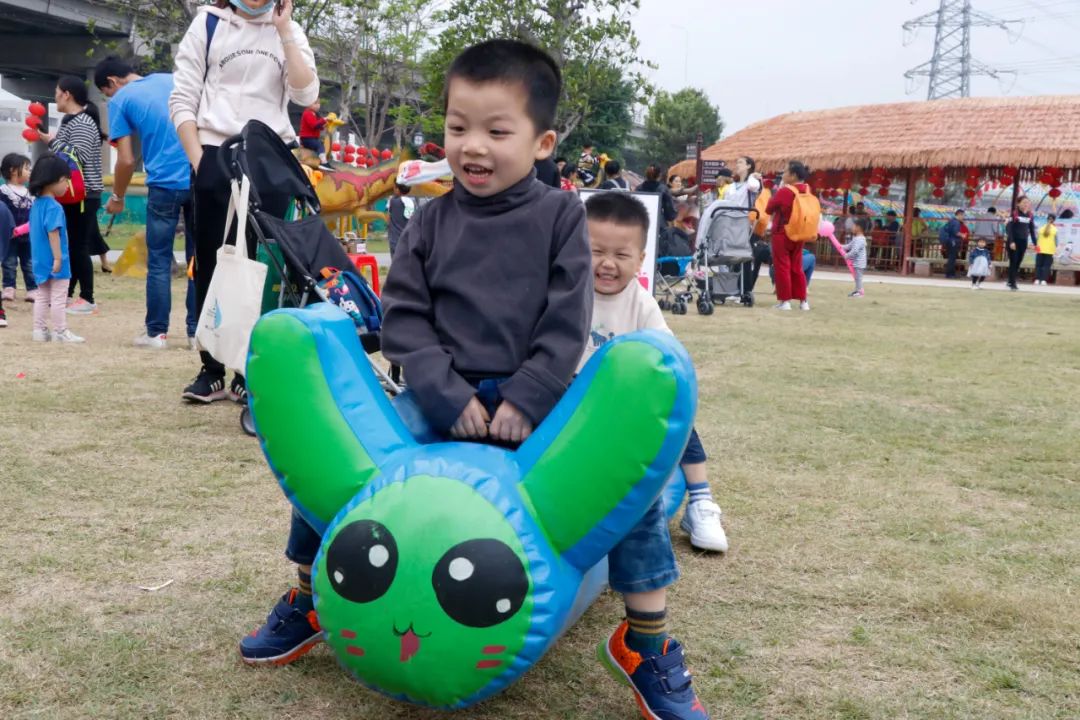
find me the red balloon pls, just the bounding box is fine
[28,102,46,117]
[21,128,39,143]
[331,142,341,152]
[24,115,42,129]
[381,149,393,160]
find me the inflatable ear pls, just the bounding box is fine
[246,304,415,532]
[517,330,696,572]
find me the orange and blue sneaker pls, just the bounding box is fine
[599,621,710,720]
[239,589,323,666]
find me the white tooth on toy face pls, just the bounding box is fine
[334,570,345,584]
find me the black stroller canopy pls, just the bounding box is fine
[220,120,321,215]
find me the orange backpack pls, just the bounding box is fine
[784,184,821,242]
[750,187,771,237]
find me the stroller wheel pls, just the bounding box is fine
[672,301,687,315]
[658,299,671,311]
[240,406,257,437]
[697,299,714,315]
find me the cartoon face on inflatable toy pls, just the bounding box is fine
[246,303,695,709]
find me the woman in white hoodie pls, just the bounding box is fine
[169,0,318,403]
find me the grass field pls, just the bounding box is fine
[1,273,1078,720]
[102,223,390,256]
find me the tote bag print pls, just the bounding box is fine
[196,177,267,373]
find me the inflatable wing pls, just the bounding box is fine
[246,303,696,709]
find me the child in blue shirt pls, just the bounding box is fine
[28,154,83,343]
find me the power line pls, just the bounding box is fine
[903,0,1022,100]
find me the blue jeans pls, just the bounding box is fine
[608,499,679,594]
[3,239,36,292]
[145,186,196,337]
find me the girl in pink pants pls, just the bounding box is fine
[28,154,83,343]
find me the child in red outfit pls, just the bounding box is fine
[765,160,812,311]
[298,100,327,158]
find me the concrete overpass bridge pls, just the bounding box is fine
[0,0,132,101]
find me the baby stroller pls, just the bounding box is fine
[216,120,399,436]
[654,225,696,314]
[695,189,757,313]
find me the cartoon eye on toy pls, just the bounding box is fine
[246,303,696,709]
[325,520,397,603]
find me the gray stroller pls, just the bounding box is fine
[695,187,757,313]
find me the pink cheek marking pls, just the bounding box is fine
[482,645,506,655]
[346,645,365,657]
[340,629,357,640]
[476,660,502,669]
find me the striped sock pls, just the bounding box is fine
[687,481,714,505]
[295,569,314,611]
[624,608,668,654]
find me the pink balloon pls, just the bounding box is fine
[818,219,835,237]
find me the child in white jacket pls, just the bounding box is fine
[170,0,319,403]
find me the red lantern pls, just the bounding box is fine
[964,189,976,198]
[331,142,341,152]
[858,186,869,196]
[878,187,889,197]
[381,149,393,161]
[357,146,368,156]
[965,176,980,188]
[28,102,46,117]
[1049,188,1062,199]
[343,152,355,163]
[932,188,945,198]
[24,115,42,129]
[344,144,356,154]
[763,179,774,190]
[21,128,40,143]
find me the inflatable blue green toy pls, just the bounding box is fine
[246,303,696,709]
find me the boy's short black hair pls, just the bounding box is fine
[28,154,71,196]
[585,192,650,249]
[604,159,621,176]
[987,206,998,214]
[555,156,567,165]
[395,182,412,195]
[955,209,965,217]
[1,153,30,181]
[886,210,897,218]
[93,55,134,90]
[854,217,872,234]
[444,39,562,133]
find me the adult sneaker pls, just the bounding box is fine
[32,329,50,342]
[680,500,729,553]
[66,298,98,315]
[239,588,323,666]
[134,333,168,349]
[774,301,791,311]
[229,375,248,404]
[24,289,36,303]
[182,369,228,403]
[599,622,710,720]
[53,329,85,343]
[1,287,13,302]
[800,300,811,311]
[187,336,198,351]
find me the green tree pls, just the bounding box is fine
[642,87,723,168]
[420,0,652,143]
[560,63,636,161]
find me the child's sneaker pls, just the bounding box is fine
[848,289,864,298]
[1,287,13,302]
[599,622,709,720]
[679,500,729,553]
[32,329,50,342]
[0,308,7,327]
[53,329,85,343]
[66,298,98,315]
[239,589,323,665]
[134,333,168,349]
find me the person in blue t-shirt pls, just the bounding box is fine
[95,56,196,350]
[29,154,84,343]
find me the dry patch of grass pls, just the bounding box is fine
[1,275,1078,719]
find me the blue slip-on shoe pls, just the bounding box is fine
[598,621,710,720]
[239,588,323,666]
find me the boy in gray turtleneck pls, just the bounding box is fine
[381,39,592,444]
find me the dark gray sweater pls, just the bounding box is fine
[381,172,592,433]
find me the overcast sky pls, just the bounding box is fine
[632,0,1080,135]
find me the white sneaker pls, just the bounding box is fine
[66,298,98,315]
[53,329,85,343]
[679,500,729,552]
[32,329,50,342]
[774,301,792,311]
[134,333,168,349]
[188,336,198,351]
[800,300,811,311]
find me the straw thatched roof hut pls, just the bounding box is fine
[669,95,1080,181]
